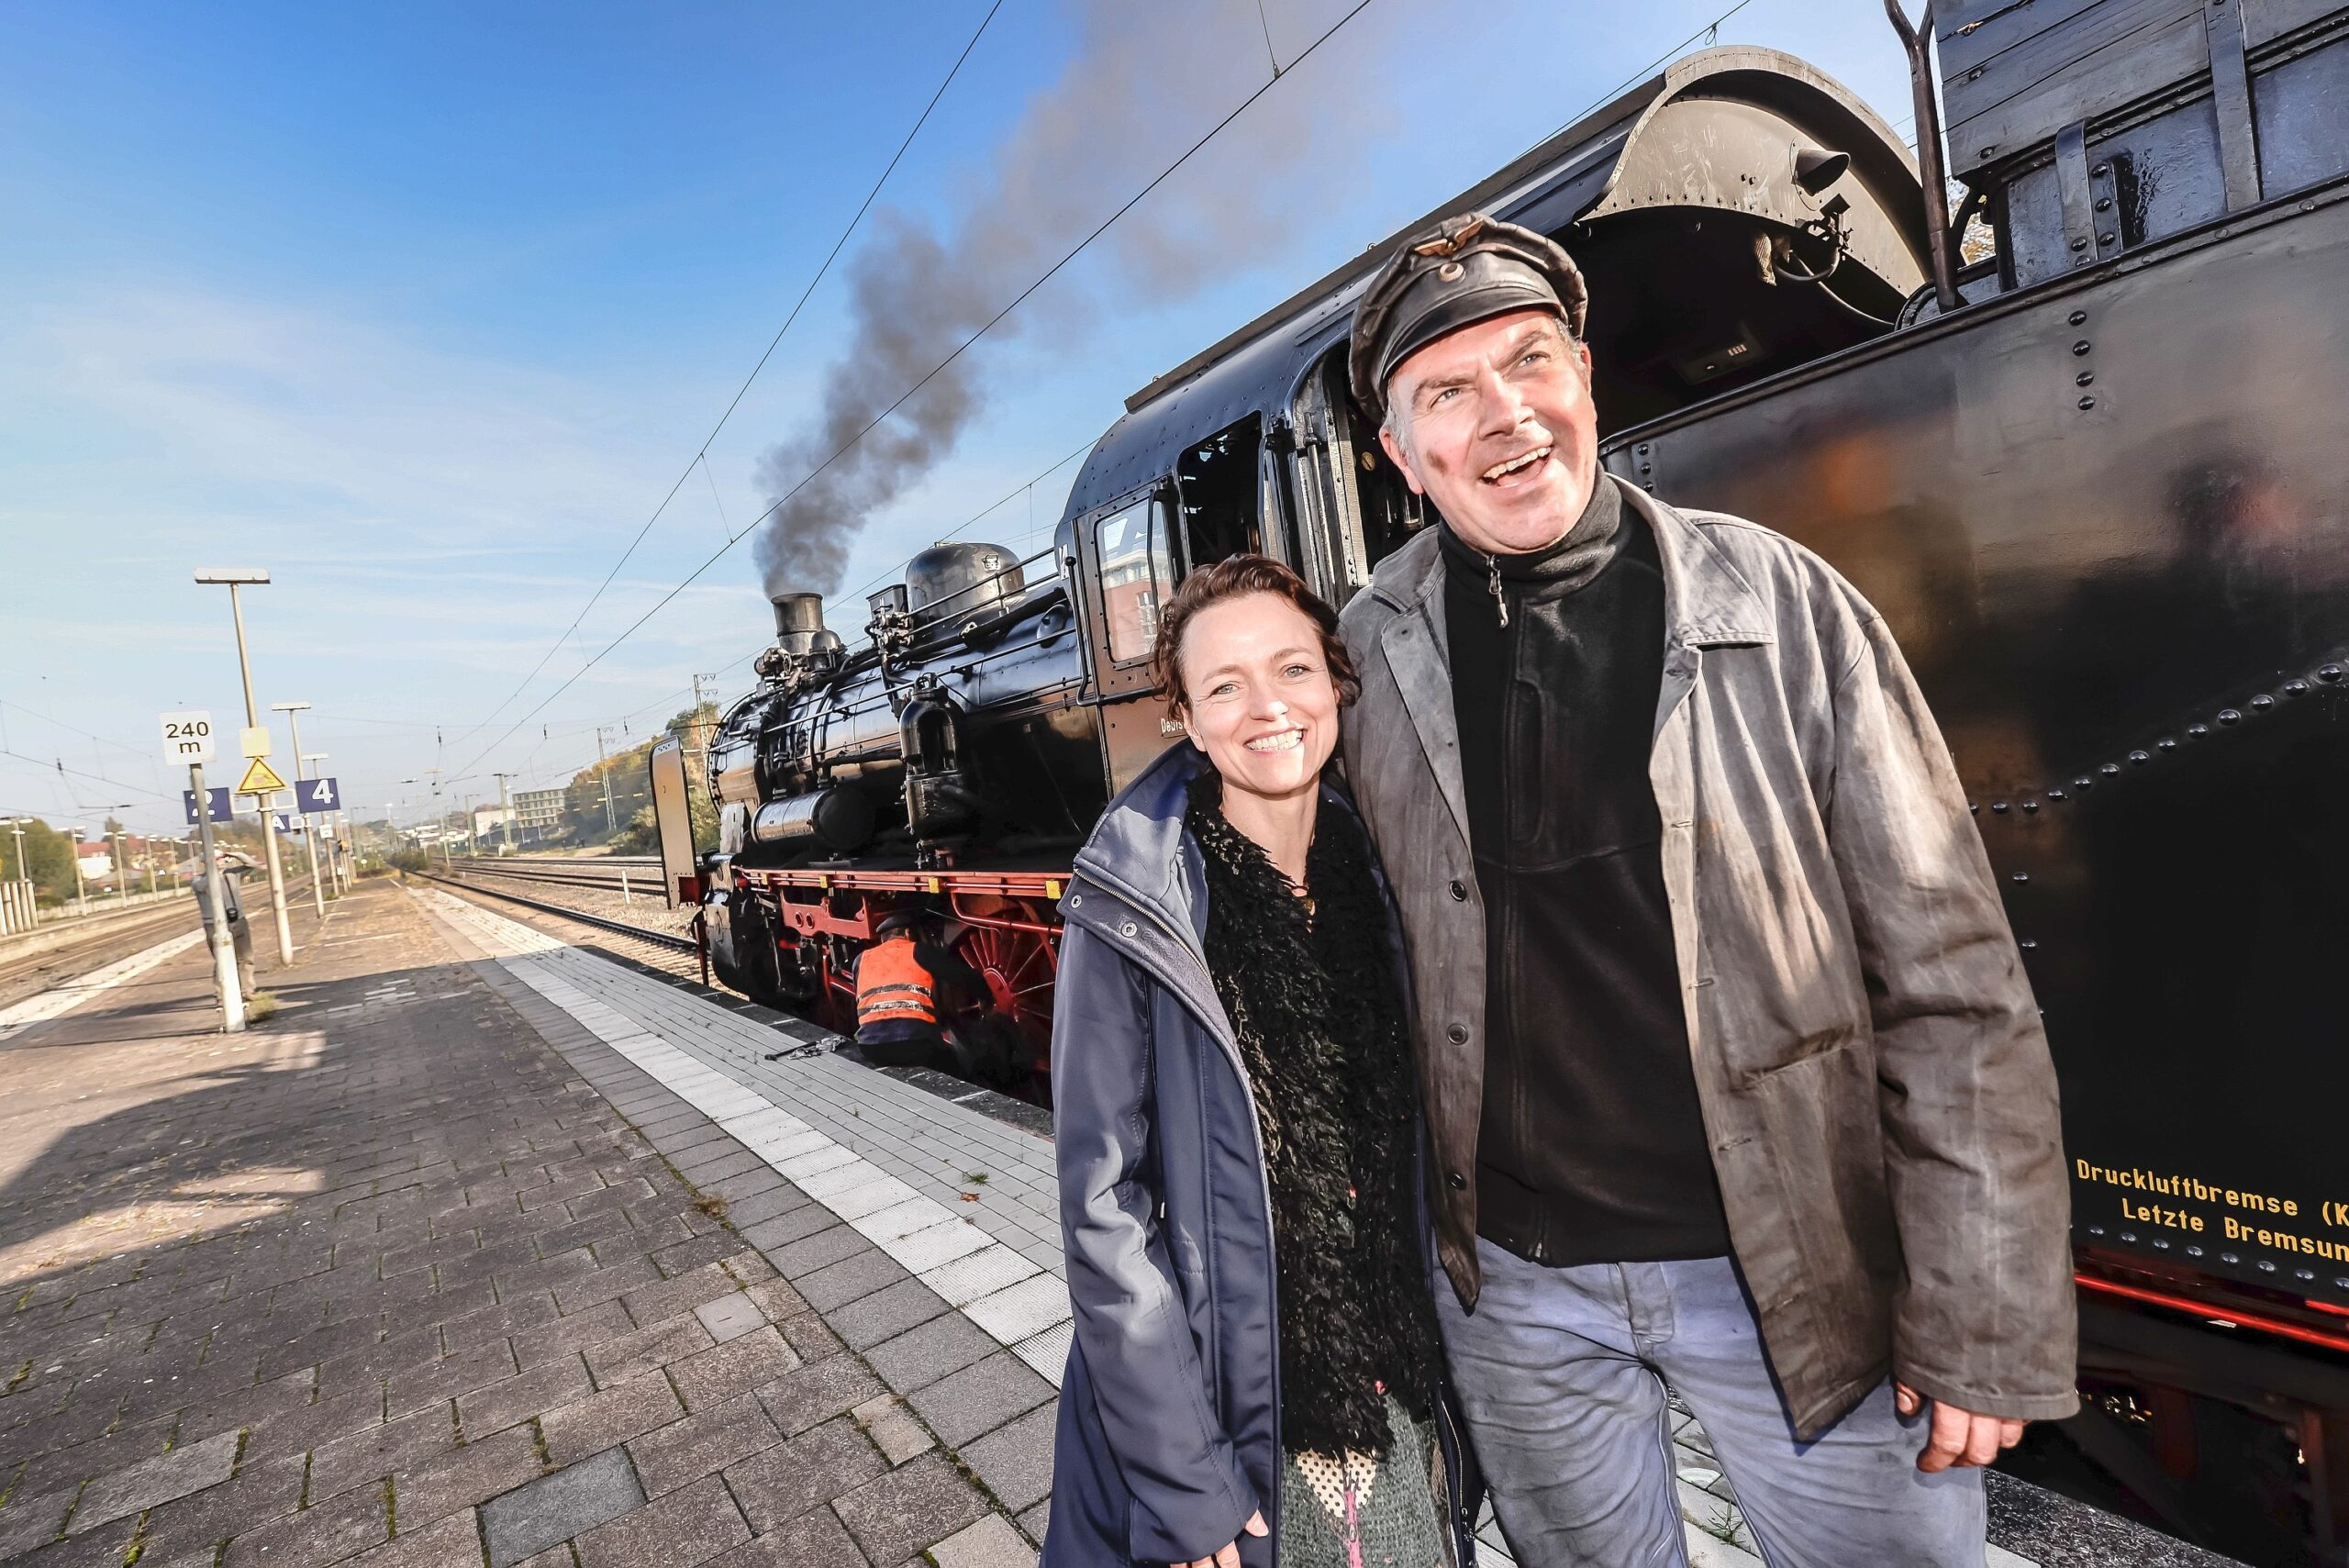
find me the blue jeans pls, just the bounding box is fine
[1436,1240,1984,1567]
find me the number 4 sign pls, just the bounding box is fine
[295,777,341,814]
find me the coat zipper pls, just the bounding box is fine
[1088,888,1286,1559]
[1087,873,1473,1564]
[1485,552,1508,628]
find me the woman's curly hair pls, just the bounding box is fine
[1148,554,1363,721]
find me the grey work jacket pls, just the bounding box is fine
[1337,475,2078,1438]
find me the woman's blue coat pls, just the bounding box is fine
[1043,741,1477,1568]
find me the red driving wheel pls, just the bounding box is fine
[953,920,1059,1064]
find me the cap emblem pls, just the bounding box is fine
[1410,216,1490,259]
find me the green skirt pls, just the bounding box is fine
[1277,1396,1449,1568]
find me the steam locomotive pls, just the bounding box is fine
[697,4,2349,1556]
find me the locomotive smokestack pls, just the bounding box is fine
[772,592,825,644]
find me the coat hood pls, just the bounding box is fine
[1069,739,1212,949]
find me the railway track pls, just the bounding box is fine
[419,867,696,953]
[441,855,663,895]
[0,898,201,1010]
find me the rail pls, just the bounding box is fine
[422,866,696,953]
[442,855,663,895]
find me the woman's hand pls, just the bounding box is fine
[1174,1509,1268,1568]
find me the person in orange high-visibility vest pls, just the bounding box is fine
[850,904,981,1075]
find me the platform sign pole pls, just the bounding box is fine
[165,711,243,1033]
[276,705,327,918]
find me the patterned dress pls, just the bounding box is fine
[1186,774,1452,1568]
[1278,1396,1448,1568]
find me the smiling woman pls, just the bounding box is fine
[1048,551,1472,1568]
[1146,554,1359,884]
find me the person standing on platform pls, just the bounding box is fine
[1336,211,2077,1565]
[1046,559,1478,1568]
[192,858,255,995]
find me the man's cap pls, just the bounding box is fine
[1348,212,1588,427]
[876,900,939,934]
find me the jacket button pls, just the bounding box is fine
[1448,880,1467,901]
[1446,1024,1468,1044]
[1119,921,1137,938]
[1448,1171,1467,1190]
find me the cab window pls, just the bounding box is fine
[1176,416,1263,570]
[1097,498,1173,665]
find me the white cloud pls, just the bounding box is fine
[26,286,670,545]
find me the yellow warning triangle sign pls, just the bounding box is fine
[236,756,288,795]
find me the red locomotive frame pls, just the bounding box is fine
[718,864,1067,1090]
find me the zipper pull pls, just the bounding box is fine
[1486,553,1508,628]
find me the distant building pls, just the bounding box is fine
[513,787,565,842]
[76,842,114,882]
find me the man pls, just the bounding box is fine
[192,857,255,995]
[847,903,981,1077]
[1335,212,2076,1564]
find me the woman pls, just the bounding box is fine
[1046,556,1477,1568]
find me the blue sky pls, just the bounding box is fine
[0,0,1921,837]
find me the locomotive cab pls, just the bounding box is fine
[1066,45,1932,790]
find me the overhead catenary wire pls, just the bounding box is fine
[452,0,1383,784]
[451,0,1011,750]
[0,696,162,770]
[839,437,1098,610]
[0,749,169,802]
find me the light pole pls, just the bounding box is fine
[195,567,295,962]
[404,769,448,869]
[1,817,30,934]
[493,772,517,854]
[4,815,26,894]
[106,813,134,905]
[273,703,328,918]
[66,827,88,914]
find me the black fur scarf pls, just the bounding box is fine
[1185,772,1442,1458]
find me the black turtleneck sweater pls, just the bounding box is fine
[1442,478,1730,1267]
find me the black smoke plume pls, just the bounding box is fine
[752,0,1381,600]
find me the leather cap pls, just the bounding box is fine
[1348,212,1588,427]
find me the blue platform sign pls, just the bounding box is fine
[295,777,341,814]
[271,812,307,835]
[183,787,234,825]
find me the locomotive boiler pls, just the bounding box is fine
[699,540,1104,1087]
[697,4,2349,1554]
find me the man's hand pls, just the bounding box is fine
[1896,1382,2025,1473]
[1175,1509,1268,1568]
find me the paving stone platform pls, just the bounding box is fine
[0,872,2227,1568]
[416,882,2212,1568]
[0,882,1041,1567]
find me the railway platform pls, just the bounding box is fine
[0,875,2237,1568]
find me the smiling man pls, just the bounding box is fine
[1335,213,2078,1565]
